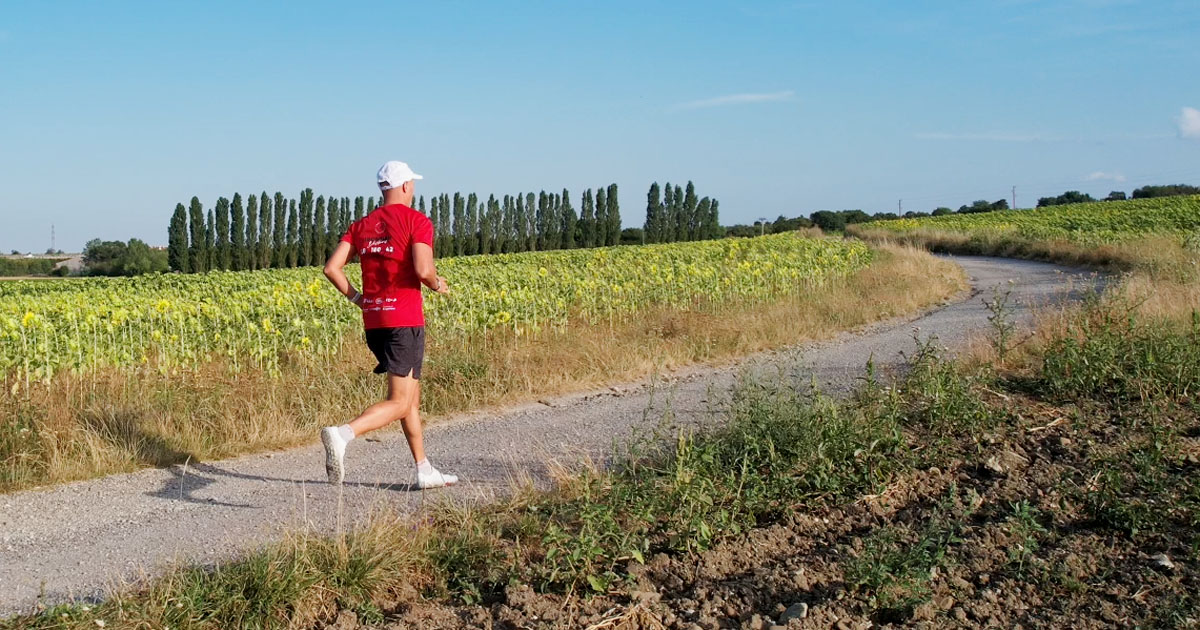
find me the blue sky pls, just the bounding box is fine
[1,0,1198,252]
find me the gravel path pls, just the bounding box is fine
[0,256,1099,615]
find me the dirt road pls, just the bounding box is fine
[0,256,1098,615]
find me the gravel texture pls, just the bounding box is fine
[0,256,1098,615]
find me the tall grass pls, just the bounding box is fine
[0,244,965,492]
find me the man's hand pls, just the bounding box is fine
[433,276,450,295]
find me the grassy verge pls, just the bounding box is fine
[0,244,965,492]
[8,252,1199,629]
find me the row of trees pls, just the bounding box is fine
[643,181,722,243]
[167,186,623,273]
[168,191,370,273]
[422,184,621,257]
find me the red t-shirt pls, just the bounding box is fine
[341,204,434,329]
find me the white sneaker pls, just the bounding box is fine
[416,466,458,489]
[320,427,347,485]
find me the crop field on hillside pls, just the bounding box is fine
[860,195,1200,245]
[0,234,871,387]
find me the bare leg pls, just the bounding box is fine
[399,383,425,463]
[348,372,417,437]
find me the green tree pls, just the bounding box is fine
[465,193,479,255]
[354,196,365,221]
[682,182,698,241]
[299,189,314,266]
[707,199,721,239]
[326,197,340,261]
[671,185,685,242]
[695,198,712,241]
[168,203,189,272]
[661,183,675,243]
[561,188,577,249]
[452,193,466,256]
[272,192,286,268]
[188,197,207,272]
[205,209,216,270]
[580,188,596,248]
[528,192,542,250]
[514,193,528,252]
[501,195,515,253]
[286,199,299,267]
[606,183,621,246]
[314,196,327,265]
[479,194,494,254]
[643,182,661,244]
[257,192,271,269]
[230,193,245,270]
[245,193,258,270]
[595,186,608,246]
[214,197,231,270]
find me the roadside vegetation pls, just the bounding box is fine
[0,238,963,492]
[5,235,1198,629]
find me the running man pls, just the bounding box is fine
[320,160,458,489]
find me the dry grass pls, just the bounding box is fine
[848,226,1199,276]
[1,244,966,492]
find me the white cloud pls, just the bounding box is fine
[913,132,1052,142]
[675,91,796,110]
[1179,107,1200,140]
[1084,171,1126,182]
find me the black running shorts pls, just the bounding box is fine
[364,327,425,379]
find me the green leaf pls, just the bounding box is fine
[587,575,606,592]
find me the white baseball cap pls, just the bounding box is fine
[377,160,423,190]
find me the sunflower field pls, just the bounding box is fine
[862,195,1200,245]
[0,233,871,386]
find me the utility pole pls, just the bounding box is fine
[898,199,902,215]
[51,224,55,253]
[1012,186,1016,210]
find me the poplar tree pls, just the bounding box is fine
[215,197,231,270]
[286,200,299,267]
[354,196,365,221]
[682,182,698,241]
[205,209,216,270]
[245,194,258,270]
[644,182,662,244]
[314,196,326,266]
[299,189,314,267]
[672,185,685,242]
[438,195,452,256]
[560,188,577,249]
[256,192,270,269]
[708,199,722,239]
[231,193,245,270]
[188,196,206,272]
[465,193,479,255]
[168,203,189,272]
[695,198,712,242]
[500,195,514,253]
[272,192,286,268]
[478,194,493,254]
[606,183,621,246]
[595,186,608,247]
[535,191,549,250]
[418,195,426,216]
[580,189,595,248]
[452,193,466,257]
[325,197,339,261]
[524,193,537,251]
[662,183,675,243]
[514,194,528,252]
